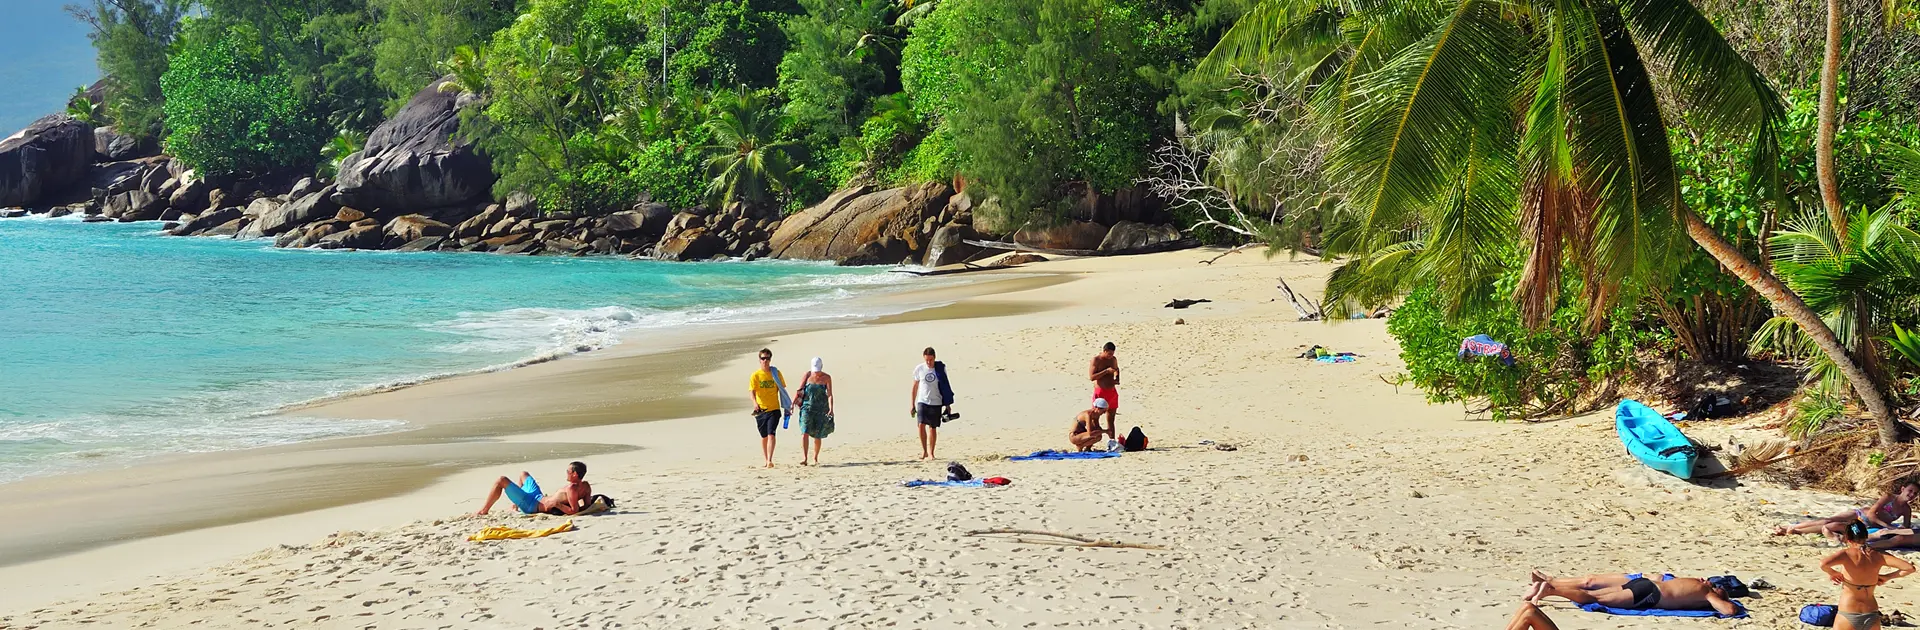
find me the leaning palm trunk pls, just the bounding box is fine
[1682,211,1903,443]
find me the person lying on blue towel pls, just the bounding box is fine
[1526,570,1740,616]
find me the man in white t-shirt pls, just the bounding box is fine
[909,347,945,460]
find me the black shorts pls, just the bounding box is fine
[917,403,944,428]
[1623,577,1662,609]
[754,410,781,437]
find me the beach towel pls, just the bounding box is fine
[902,479,989,488]
[934,361,955,406]
[1315,354,1356,364]
[1458,334,1517,366]
[1576,600,1747,619]
[1009,449,1121,461]
[770,366,792,429]
[468,520,574,542]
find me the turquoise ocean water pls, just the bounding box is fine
[0,216,910,483]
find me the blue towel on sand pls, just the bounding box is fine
[1009,450,1121,461]
[902,479,988,488]
[1578,600,1747,619]
[1315,355,1356,364]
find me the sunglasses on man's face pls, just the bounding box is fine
[759,356,771,361]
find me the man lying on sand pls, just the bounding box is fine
[1525,570,1740,615]
[475,461,592,516]
[1070,399,1108,452]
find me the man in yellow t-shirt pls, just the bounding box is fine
[749,348,786,468]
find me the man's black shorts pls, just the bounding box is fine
[754,410,781,437]
[917,403,944,428]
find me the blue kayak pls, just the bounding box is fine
[1616,399,1698,479]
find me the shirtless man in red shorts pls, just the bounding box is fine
[1089,342,1119,438]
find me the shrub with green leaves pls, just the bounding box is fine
[160,21,326,176]
[1387,279,1656,421]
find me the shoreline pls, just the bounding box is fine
[0,265,1069,608]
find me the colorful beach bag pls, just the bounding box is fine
[1799,603,1836,627]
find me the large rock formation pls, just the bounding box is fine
[332,76,494,213]
[1014,221,1110,251]
[0,115,94,207]
[768,182,954,264]
[1097,221,1182,252]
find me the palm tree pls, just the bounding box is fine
[1202,0,1907,442]
[1754,206,1920,393]
[700,90,800,210]
[437,45,488,96]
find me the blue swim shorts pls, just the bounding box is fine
[503,475,544,514]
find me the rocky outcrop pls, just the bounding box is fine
[654,227,723,261]
[1098,221,1182,252]
[1,115,94,207]
[250,189,340,238]
[170,206,242,236]
[332,76,494,213]
[768,182,955,265]
[384,214,451,245]
[93,126,154,161]
[1014,221,1110,251]
[924,224,986,267]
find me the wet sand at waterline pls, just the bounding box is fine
[3,249,1913,628]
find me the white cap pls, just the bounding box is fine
[811,357,824,372]
[1093,398,1109,409]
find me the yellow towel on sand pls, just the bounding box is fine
[468,520,574,541]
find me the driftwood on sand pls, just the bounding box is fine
[964,528,1165,550]
[960,238,1202,258]
[889,262,1008,277]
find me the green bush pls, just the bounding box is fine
[1387,279,1657,421]
[160,21,327,176]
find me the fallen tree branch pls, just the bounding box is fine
[964,528,1165,550]
[1200,243,1260,265]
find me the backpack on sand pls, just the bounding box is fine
[1124,427,1149,452]
[946,462,973,481]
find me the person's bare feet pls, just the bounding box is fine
[1773,525,1790,536]
[1530,570,1551,583]
[1525,580,1548,602]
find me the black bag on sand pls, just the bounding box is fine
[1124,427,1149,452]
[946,462,973,481]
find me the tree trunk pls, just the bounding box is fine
[1817,0,1848,236]
[1682,211,1905,443]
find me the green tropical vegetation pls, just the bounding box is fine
[61,0,1920,437]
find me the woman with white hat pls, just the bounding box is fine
[793,357,835,465]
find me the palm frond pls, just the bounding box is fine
[1329,0,1520,251]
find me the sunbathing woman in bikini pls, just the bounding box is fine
[1820,521,1917,630]
[1775,479,1920,540]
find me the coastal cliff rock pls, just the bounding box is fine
[1,115,94,208]
[768,182,953,265]
[332,76,494,214]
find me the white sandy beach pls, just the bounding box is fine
[2,249,1912,629]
